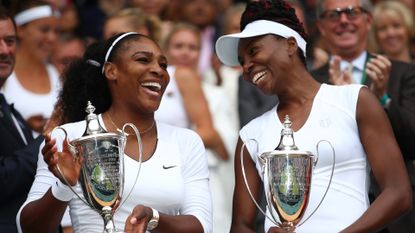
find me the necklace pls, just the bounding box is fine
[107,112,155,137]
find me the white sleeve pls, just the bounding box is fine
[16,129,74,233]
[180,131,212,233]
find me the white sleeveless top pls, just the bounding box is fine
[1,64,60,120]
[155,66,190,128]
[240,84,369,233]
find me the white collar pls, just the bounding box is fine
[338,51,368,71]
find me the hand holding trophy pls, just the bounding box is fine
[241,116,335,232]
[50,101,143,233]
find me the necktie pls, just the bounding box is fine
[0,93,15,128]
[10,103,34,142]
[0,93,33,143]
[347,63,354,75]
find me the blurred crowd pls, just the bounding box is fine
[1,0,415,233]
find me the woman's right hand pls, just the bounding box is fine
[42,133,82,186]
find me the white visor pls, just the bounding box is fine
[14,5,59,26]
[215,20,307,66]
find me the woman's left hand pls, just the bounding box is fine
[365,54,391,98]
[124,205,153,233]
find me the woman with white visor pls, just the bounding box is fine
[215,0,412,232]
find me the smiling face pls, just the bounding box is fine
[17,16,58,61]
[106,37,169,113]
[317,0,371,60]
[0,18,16,86]
[238,34,290,95]
[374,9,410,57]
[165,28,200,69]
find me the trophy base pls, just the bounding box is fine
[279,222,296,233]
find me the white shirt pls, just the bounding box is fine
[1,64,60,121]
[338,51,367,84]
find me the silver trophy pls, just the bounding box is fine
[52,101,143,233]
[241,115,335,232]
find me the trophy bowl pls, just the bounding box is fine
[52,101,143,233]
[241,115,334,232]
[71,132,125,232]
[261,151,314,230]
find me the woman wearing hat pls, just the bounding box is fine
[215,0,411,232]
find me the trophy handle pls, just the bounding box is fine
[240,139,279,226]
[116,123,143,210]
[298,140,336,227]
[49,127,93,207]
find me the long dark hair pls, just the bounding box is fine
[59,33,148,123]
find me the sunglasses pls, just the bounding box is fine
[320,6,368,21]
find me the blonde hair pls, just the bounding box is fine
[107,8,162,44]
[370,1,415,53]
[162,22,201,51]
[373,1,415,37]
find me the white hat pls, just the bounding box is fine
[215,20,307,67]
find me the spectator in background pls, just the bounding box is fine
[127,0,177,44]
[102,7,162,44]
[371,0,415,63]
[313,0,415,232]
[50,34,87,76]
[56,2,81,37]
[158,23,229,162]
[75,0,125,41]
[179,0,219,75]
[2,0,60,135]
[0,6,40,233]
[158,23,230,232]
[46,33,87,142]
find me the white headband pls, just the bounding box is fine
[14,5,59,26]
[215,20,307,66]
[102,32,139,74]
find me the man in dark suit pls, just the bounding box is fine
[0,7,41,233]
[312,0,415,232]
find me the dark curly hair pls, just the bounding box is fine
[59,33,148,123]
[241,0,308,66]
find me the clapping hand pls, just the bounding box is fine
[328,55,353,85]
[365,54,391,99]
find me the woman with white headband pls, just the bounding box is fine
[215,1,411,232]
[17,32,212,233]
[2,0,60,134]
